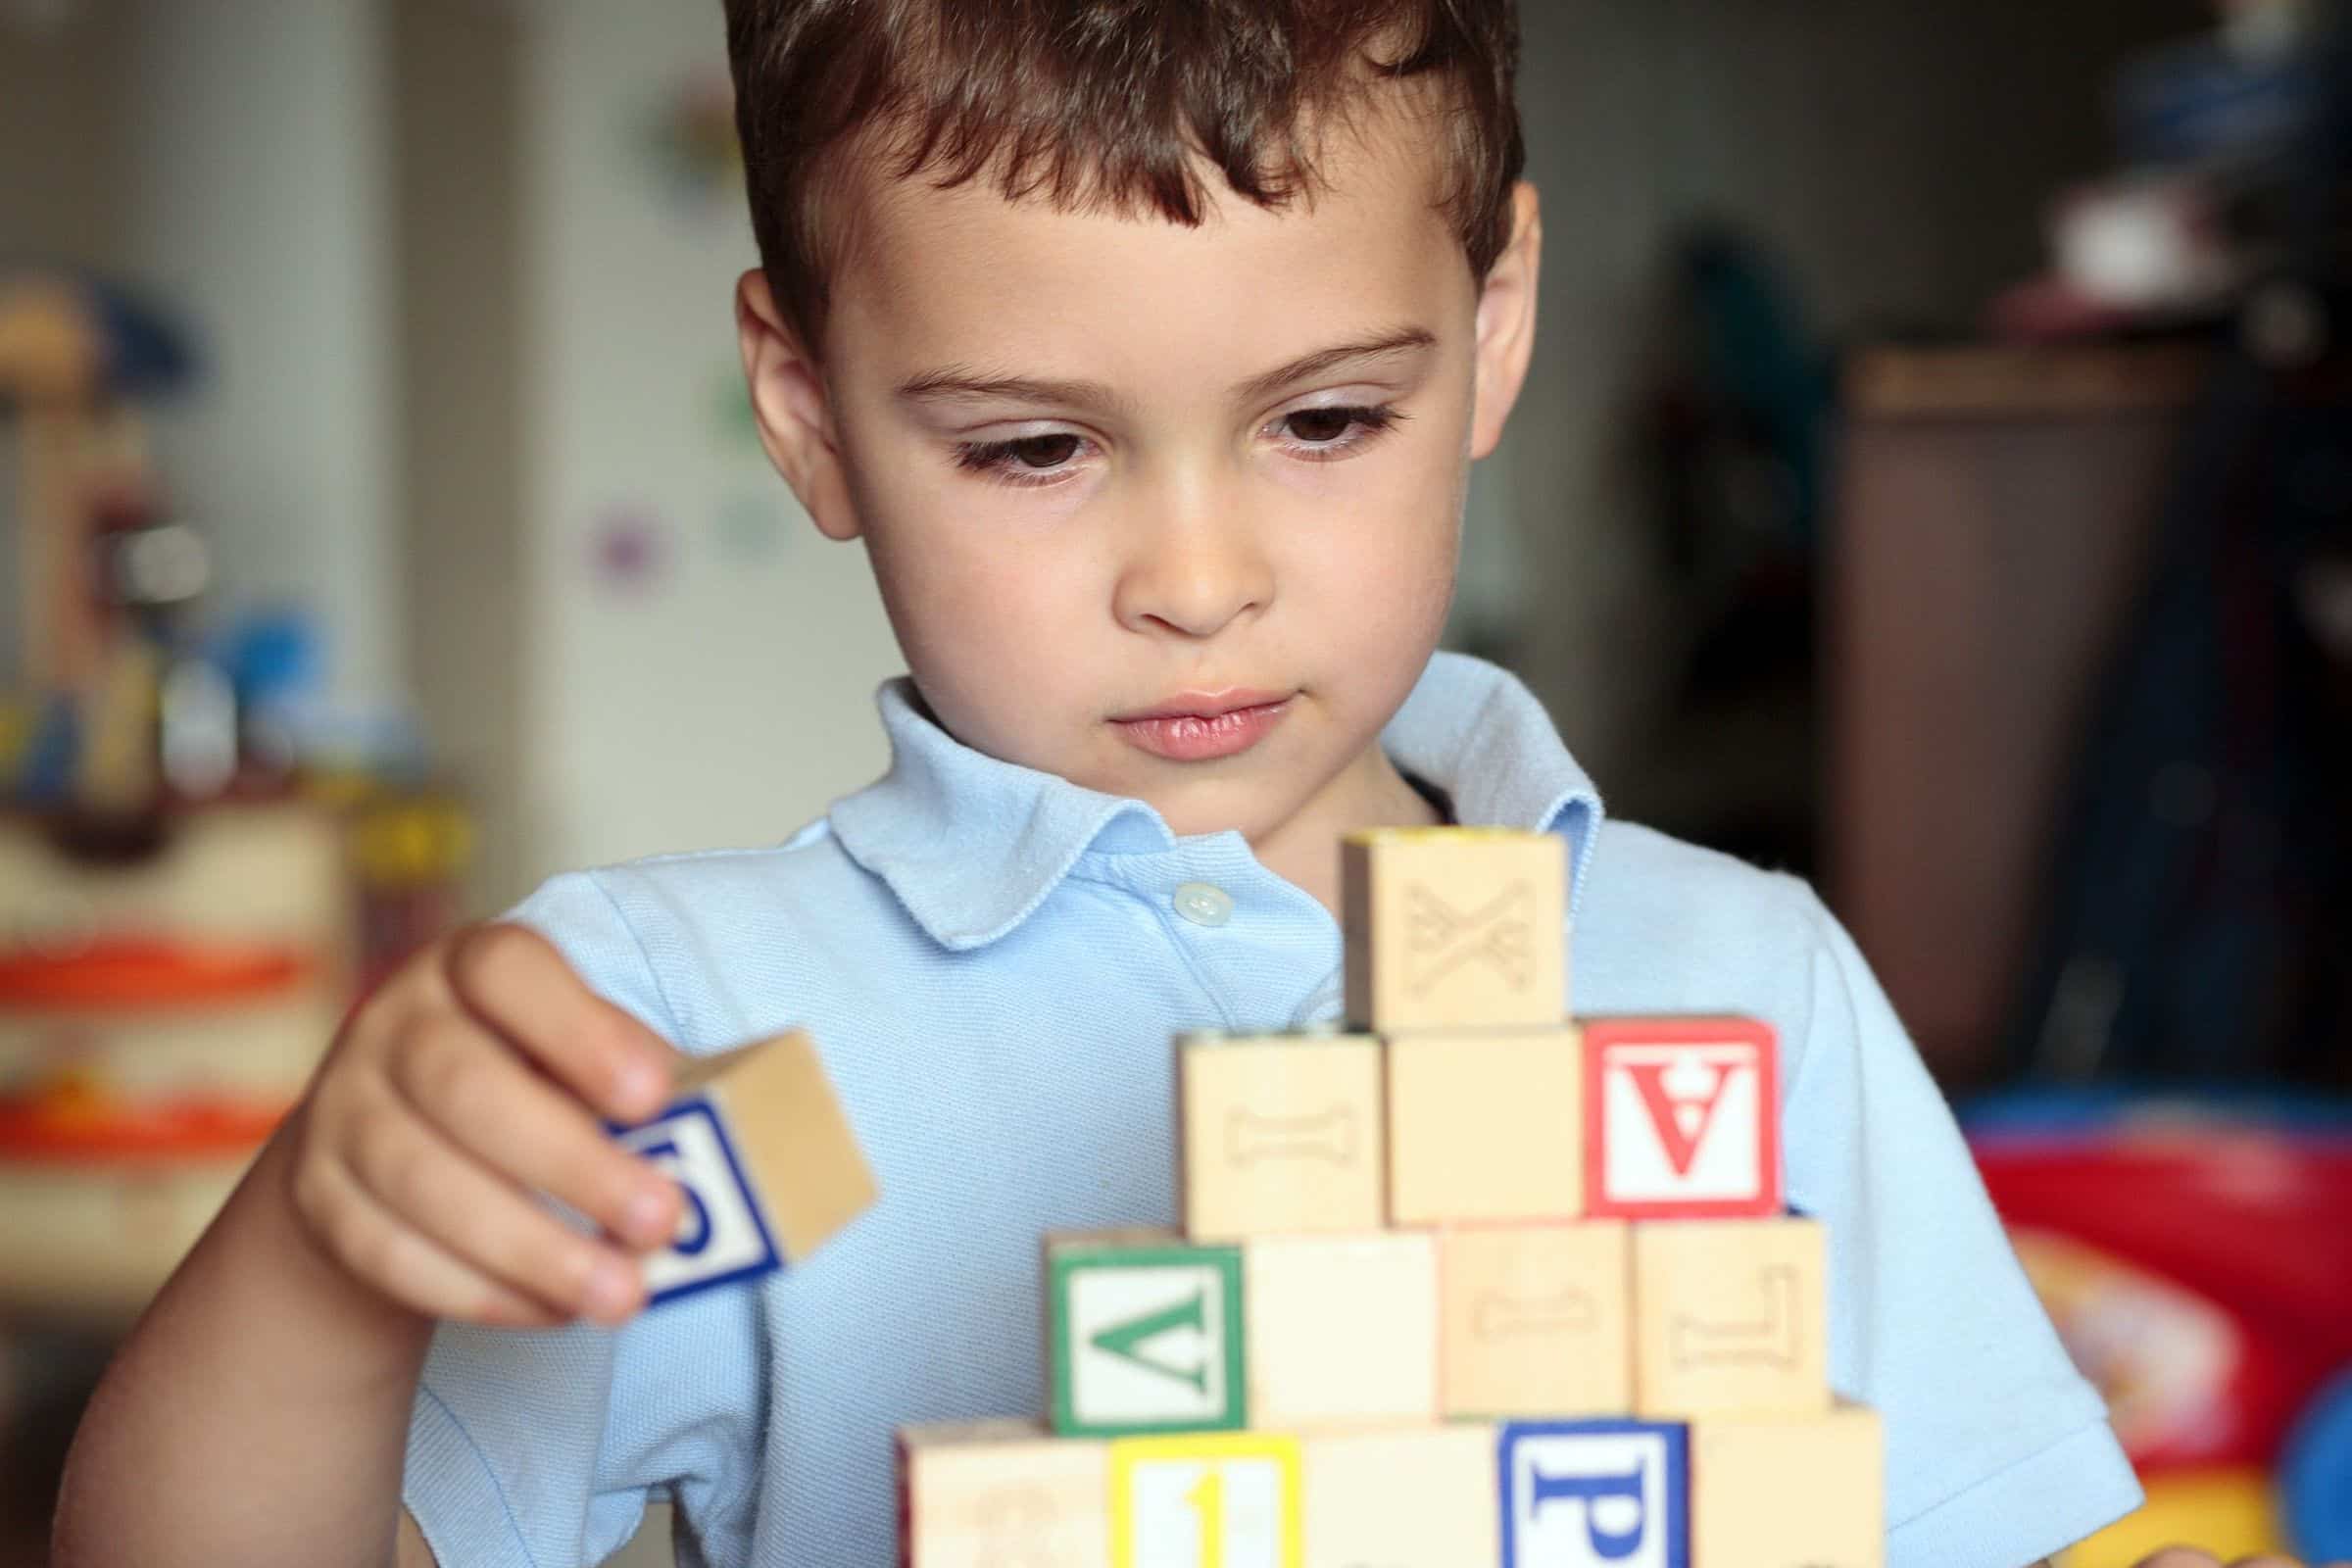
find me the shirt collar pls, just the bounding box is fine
[828,650,1608,951]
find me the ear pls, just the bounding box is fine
[735,270,862,542]
[1467,180,1542,463]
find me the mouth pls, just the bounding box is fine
[1108,689,1297,762]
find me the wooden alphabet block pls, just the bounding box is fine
[1302,1423,1497,1566]
[1632,1217,1829,1418]
[1342,828,1568,1031]
[1690,1401,1884,1568]
[1049,1229,1247,1438]
[1440,1221,1631,1418]
[1179,1032,1383,1242]
[607,1028,876,1307]
[1499,1418,1690,1568]
[898,1419,1109,1568]
[1584,1016,1781,1220]
[1387,1026,1583,1224]
[1109,1431,1302,1568]
[1244,1231,1438,1429]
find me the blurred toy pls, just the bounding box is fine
[1965,1089,2352,1561]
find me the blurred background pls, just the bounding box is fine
[1,0,2347,1563]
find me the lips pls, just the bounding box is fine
[1111,689,1292,723]
[1109,690,1297,762]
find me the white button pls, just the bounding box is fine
[1173,881,1234,927]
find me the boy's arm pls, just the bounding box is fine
[395,1508,440,1567]
[54,1115,440,1568]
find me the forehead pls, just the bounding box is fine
[828,93,1467,385]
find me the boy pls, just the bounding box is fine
[57,1,2189,1565]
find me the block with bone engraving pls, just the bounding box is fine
[1244,1231,1438,1430]
[1690,1400,1884,1568]
[1439,1221,1631,1419]
[1048,1229,1248,1438]
[1583,1015,1781,1221]
[1342,827,1568,1031]
[1387,1025,1584,1224]
[1633,1216,1828,1418]
[897,1419,1109,1567]
[1179,1030,1384,1242]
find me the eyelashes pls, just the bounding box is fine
[952,404,1411,491]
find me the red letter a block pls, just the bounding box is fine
[1584,1017,1780,1219]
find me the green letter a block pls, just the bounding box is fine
[1047,1230,1247,1438]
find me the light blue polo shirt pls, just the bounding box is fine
[401,650,2141,1568]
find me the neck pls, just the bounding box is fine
[1251,747,1443,918]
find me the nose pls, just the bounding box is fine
[1112,484,1274,641]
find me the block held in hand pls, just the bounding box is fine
[607,1027,876,1308]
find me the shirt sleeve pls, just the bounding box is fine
[1781,881,2144,1568]
[400,869,767,1568]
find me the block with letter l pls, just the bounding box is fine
[1499,1418,1690,1568]
[606,1027,876,1308]
[1048,1229,1248,1439]
[1633,1215,1829,1418]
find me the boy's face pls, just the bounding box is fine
[739,91,1541,857]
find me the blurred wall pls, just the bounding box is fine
[1503,0,2206,788]
[508,0,903,888]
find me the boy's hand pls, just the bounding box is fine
[281,922,686,1330]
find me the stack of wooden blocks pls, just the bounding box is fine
[899,827,1885,1566]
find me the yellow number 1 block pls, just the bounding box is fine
[1110,1433,1303,1568]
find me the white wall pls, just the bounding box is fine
[516,0,904,878]
[122,0,404,716]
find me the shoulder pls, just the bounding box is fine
[504,816,922,1048]
[1579,817,1833,971]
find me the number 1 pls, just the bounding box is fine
[1186,1468,1224,1568]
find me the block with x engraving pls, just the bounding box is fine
[1048,1230,1247,1439]
[1583,1015,1781,1220]
[1341,827,1568,1032]
[1387,1025,1584,1224]
[1179,1029,1384,1242]
[1632,1216,1829,1418]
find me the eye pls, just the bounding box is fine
[952,431,1087,486]
[1277,403,1408,461]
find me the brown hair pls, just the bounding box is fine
[722,0,1525,363]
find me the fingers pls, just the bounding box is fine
[442,923,680,1125]
[289,1129,578,1330]
[2133,1552,2221,1568]
[390,1012,681,1254]
[336,1090,650,1325]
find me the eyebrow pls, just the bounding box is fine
[891,325,1440,416]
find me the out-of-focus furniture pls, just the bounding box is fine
[0,799,353,1325]
[1825,341,2208,1087]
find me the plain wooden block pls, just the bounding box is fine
[1584,1015,1781,1220]
[1633,1217,1828,1418]
[1342,827,1568,1031]
[1302,1423,1497,1566]
[1499,1418,1690,1568]
[1109,1431,1303,1568]
[1388,1027,1583,1224]
[1245,1231,1438,1429]
[1690,1401,1884,1568]
[1179,1032,1383,1242]
[608,1028,877,1307]
[1440,1222,1631,1418]
[1048,1229,1247,1438]
[899,1419,1109,1568]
